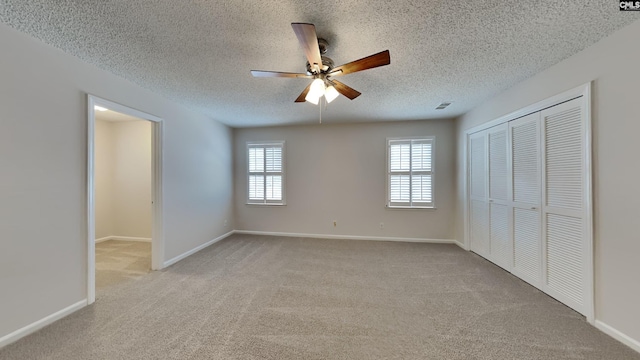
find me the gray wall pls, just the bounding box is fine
[0,23,234,339]
[95,120,116,239]
[455,19,640,346]
[95,120,153,239]
[234,120,456,240]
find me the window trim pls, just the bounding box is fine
[386,136,435,209]
[246,141,286,205]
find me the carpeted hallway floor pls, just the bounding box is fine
[95,240,151,292]
[1,234,638,359]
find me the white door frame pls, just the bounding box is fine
[87,94,164,304]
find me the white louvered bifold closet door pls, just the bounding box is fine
[467,93,591,318]
[469,131,490,258]
[487,124,511,270]
[541,97,589,315]
[510,113,542,287]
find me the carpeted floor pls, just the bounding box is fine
[95,240,151,292]
[1,234,638,359]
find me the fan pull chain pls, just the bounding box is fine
[319,97,322,124]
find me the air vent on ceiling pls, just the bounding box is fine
[436,102,452,110]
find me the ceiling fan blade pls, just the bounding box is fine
[328,50,391,77]
[295,83,312,103]
[291,23,323,74]
[251,70,311,78]
[330,80,361,100]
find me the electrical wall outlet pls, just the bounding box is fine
[333,220,337,227]
[224,219,228,227]
[379,222,384,229]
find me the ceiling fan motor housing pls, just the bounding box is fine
[307,55,334,75]
[317,38,329,54]
[305,38,332,75]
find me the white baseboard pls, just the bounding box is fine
[0,300,87,349]
[595,320,640,354]
[163,231,235,268]
[233,230,456,244]
[454,240,468,250]
[95,236,152,243]
[95,236,112,243]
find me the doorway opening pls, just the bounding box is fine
[87,95,164,304]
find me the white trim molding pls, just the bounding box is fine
[95,236,112,243]
[454,240,468,250]
[95,236,152,243]
[595,321,640,354]
[0,300,87,348]
[163,231,235,268]
[234,230,456,244]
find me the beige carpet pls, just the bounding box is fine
[95,240,151,292]
[1,234,638,359]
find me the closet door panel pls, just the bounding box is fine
[468,131,489,256]
[470,200,490,257]
[487,124,510,268]
[546,213,584,308]
[470,133,487,200]
[510,113,542,286]
[488,127,508,202]
[512,115,540,205]
[513,208,541,284]
[489,203,510,270]
[545,104,583,211]
[542,97,588,315]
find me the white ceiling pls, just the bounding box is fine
[1,1,638,127]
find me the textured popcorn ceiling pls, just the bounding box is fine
[1,1,638,127]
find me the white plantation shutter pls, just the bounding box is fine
[247,142,285,204]
[388,138,434,208]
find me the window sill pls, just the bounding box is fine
[245,203,286,206]
[386,205,436,210]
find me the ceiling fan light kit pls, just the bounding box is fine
[324,84,340,103]
[305,78,326,104]
[251,23,391,106]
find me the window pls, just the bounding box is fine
[387,137,434,208]
[247,142,285,205]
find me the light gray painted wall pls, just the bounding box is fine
[95,120,153,239]
[112,120,152,238]
[95,120,115,239]
[0,23,234,339]
[234,120,456,240]
[455,19,640,346]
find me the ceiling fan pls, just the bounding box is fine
[251,23,391,105]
